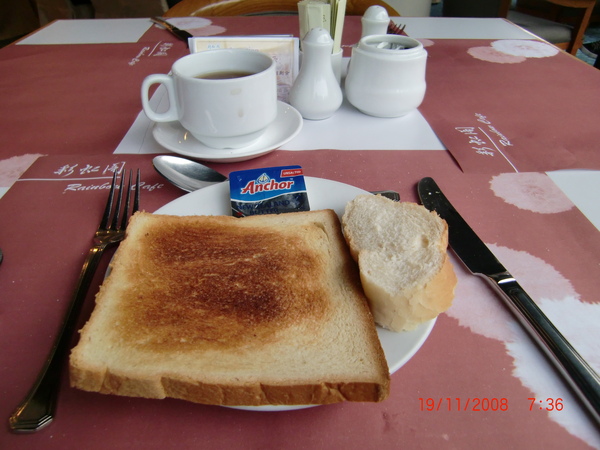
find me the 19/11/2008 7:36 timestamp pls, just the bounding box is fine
[418,398,564,412]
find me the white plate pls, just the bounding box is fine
[154,177,436,411]
[152,101,303,163]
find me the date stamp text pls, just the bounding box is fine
[419,397,565,412]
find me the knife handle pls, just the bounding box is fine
[488,273,600,425]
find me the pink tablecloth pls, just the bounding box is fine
[419,38,600,173]
[0,152,598,449]
[0,15,599,449]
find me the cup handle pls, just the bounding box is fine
[141,74,179,122]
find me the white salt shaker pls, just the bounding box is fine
[361,5,389,37]
[289,28,342,120]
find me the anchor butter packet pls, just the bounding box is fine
[229,165,310,217]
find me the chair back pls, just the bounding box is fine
[515,0,596,20]
[442,0,510,17]
[511,0,596,54]
[443,0,596,54]
[164,0,401,17]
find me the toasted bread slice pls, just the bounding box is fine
[70,210,389,406]
[342,195,457,332]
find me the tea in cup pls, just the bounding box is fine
[141,49,277,149]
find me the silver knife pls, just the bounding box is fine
[151,17,193,46]
[417,176,600,425]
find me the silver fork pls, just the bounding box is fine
[387,21,406,35]
[371,190,400,202]
[9,168,140,433]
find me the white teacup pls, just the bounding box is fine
[141,49,277,149]
[345,35,427,118]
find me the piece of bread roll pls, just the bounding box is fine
[342,194,457,332]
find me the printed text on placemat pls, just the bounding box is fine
[455,113,517,172]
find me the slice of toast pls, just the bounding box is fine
[342,195,457,332]
[69,210,389,406]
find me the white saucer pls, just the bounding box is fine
[152,101,302,163]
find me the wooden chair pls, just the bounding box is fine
[442,0,596,55]
[164,0,401,18]
[507,0,597,54]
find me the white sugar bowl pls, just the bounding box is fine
[345,35,427,118]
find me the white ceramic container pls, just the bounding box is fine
[345,35,427,118]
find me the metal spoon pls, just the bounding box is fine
[152,155,227,192]
[152,155,400,201]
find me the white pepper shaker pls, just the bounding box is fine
[289,28,342,120]
[361,5,389,37]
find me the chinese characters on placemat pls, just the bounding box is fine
[419,39,600,173]
[453,113,518,172]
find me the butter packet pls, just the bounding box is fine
[229,166,310,217]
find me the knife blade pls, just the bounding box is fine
[417,176,600,425]
[151,17,193,46]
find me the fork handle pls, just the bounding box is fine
[9,243,111,432]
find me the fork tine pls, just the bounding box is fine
[99,171,118,230]
[118,168,141,231]
[120,170,133,231]
[133,168,140,214]
[111,169,126,231]
[387,21,406,35]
